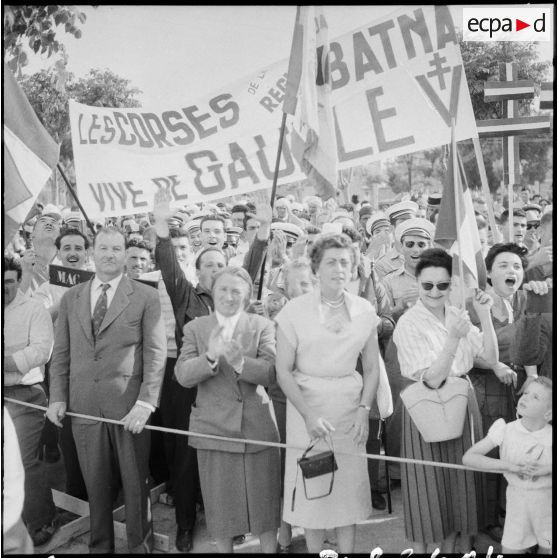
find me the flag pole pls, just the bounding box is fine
[256,112,288,300]
[451,118,466,309]
[56,163,97,236]
[472,137,501,243]
[507,169,513,242]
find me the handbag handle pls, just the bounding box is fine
[299,433,334,461]
[291,433,335,512]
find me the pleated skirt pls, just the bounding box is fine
[197,448,281,539]
[400,382,487,544]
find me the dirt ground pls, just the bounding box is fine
[36,456,501,554]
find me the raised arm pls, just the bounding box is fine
[243,202,272,281]
[152,188,194,312]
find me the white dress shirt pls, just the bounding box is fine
[90,273,124,316]
[215,310,242,341]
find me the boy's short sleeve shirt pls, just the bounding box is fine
[488,418,552,489]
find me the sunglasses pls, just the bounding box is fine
[404,240,427,249]
[420,281,451,291]
[526,223,539,230]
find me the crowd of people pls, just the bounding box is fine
[3,183,553,554]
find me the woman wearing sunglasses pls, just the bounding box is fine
[393,248,499,554]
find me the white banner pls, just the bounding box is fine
[70,5,478,217]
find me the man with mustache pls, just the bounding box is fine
[32,228,92,485]
[32,229,90,322]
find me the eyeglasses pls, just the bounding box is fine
[420,281,451,291]
[526,223,539,230]
[403,240,427,249]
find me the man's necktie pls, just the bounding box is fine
[92,284,110,338]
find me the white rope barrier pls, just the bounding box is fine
[4,397,496,474]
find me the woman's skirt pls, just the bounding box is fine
[400,381,487,544]
[283,371,372,529]
[197,448,281,539]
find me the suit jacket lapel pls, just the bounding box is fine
[97,276,132,335]
[77,280,94,344]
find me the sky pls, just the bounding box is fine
[23,4,555,107]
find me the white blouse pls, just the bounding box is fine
[393,299,484,381]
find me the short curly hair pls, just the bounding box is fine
[308,233,354,273]
[485,243,528,273]
[415,248,452,278]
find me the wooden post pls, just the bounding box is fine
[472,137,501,242]
[451,118,466,309]
[502,63,518,242]
[256,111,288,300]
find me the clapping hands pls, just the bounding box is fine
[206,325,245,371]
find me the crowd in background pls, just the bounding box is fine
[3,182,553,554]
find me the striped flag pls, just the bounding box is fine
[3,63,59,246]
[435,139,487,291]
[283,6,337,201]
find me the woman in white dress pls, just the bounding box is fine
[275,233,381,553]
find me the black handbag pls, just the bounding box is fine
[291,435,338,511]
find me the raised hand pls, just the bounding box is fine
[252,202,273,225]
[471,288,493,316]
[21,249,36,272]
[446,307,470,339]
[152,186,173,223]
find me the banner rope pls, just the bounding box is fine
[4,397,495,474]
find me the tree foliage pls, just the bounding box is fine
[4,5,87,81]
[19,68,142,165]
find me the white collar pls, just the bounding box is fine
[92,273,124,292]
[215,311,242,329]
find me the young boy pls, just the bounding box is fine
[463,377,553,554]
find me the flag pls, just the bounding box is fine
[3,63,59,247]
[283,6,337,201]
[435,138,487,292]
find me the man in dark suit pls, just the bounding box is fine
[47,227,166,553]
